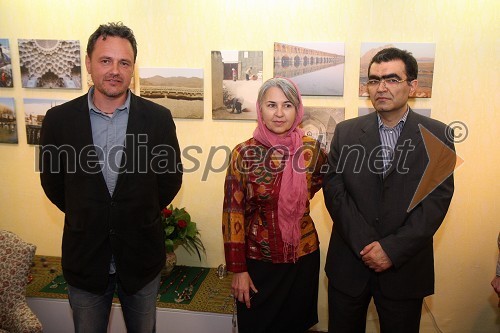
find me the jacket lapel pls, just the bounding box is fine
[112,94,146,197]
[74,94,113,198]
[358,112,384,180]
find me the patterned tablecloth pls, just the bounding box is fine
[26,256,233,314]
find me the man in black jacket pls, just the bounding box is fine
[40,22,182,332]
[323,48,454,333]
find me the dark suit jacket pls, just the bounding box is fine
[40,93,183,294]
[323,109,454,300]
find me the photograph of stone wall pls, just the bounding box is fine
[211,50,263,120]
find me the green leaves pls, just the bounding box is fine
[161,204,206,261]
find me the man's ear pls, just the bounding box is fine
[409,79,418,95]
[85,55,91,74]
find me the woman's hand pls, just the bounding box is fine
[232,271,258,308]
[492,275,500,296]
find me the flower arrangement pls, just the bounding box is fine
[161,205,206,261]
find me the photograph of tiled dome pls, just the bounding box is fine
[18,39,81,89]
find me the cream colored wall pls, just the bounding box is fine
[0,0,498,332]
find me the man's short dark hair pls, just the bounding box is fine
[87,22,137,62]
[368,47,418,82]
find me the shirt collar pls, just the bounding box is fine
[377,106,409,129]
[88,86,131,116]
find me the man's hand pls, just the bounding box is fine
[360,241,393,272]
[232,272,258,308]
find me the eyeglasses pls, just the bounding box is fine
[365,78,408,88]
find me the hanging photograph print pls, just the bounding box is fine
[300,106,345,153]
[359,42,435,98]
[274,42,345,96]
[18,39,82,89]
[139,67,204,119]
[211,50,263,120]
[0,39,13,88]
[0,98,18,143]
[24,98,67,145]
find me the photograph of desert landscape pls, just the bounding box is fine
[139,67,204,119]
[359,42,435,98]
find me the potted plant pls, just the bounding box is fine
[161,205,206,274]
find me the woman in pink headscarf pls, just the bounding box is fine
[222,77,327,332]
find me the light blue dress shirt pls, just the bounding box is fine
[88,87,130,196]
[88,87,131,273]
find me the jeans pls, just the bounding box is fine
[68,272,161,333]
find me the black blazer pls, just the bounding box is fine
[40,93,183,294]
[323,110,454,300]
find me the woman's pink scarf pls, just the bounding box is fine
[252,79,307,261]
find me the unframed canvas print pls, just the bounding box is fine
[274,42,345,96]
[359,42,435,98]
[300,106,345,153]
[139,67,204,119]
[211,50,263,120]
[0,39,14,88]
[24,98,67,145]
[0,97,18,143]
[18,39,82,89]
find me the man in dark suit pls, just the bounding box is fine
[323,48,454,333]
[39,22,182,332]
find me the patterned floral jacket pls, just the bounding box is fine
[222,136,327,272]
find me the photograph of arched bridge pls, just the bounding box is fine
[274,42,345,96]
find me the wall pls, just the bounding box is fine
[0,0,498,332]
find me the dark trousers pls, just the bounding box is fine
[328,273,423,333]
[237,250,320,333]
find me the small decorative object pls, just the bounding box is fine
[174,268,205,303]
[164,251,177,276]
[216,264,227,279]
[161,205,206,263]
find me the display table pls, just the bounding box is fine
[26,256,235,333]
